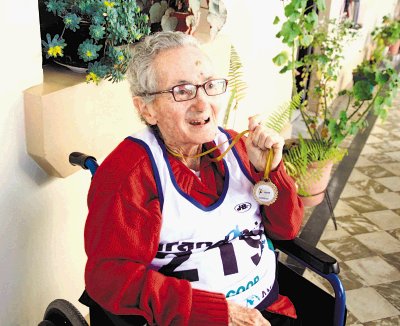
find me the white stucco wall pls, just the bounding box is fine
[0,0,398,325]
[0,1,91,324]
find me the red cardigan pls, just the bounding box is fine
[84,129,304,325]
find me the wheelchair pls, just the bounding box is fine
[38,152,347,326]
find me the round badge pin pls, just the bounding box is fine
[253,180,278,206]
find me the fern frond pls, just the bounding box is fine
[265,91,303,133]
[223,45,247,128]
[283,136,347,194]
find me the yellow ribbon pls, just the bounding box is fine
[166,129,274,181]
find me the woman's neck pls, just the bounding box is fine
[151,125,202,171]
[166,143,202,171]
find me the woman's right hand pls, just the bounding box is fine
[227,301,271,326]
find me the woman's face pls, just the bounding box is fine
[141,45,224,152]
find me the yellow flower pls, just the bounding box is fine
[86,50,93,58]
[86,72,101,84]
[104,1,115,8]
[47,46,63,57]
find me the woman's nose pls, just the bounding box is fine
[192,87,210,109]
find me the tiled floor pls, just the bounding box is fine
[299,91,400,325]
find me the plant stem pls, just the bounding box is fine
[342,84,383,139]
[347,100,365,120]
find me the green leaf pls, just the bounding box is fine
[300,34,314,47]
[272,51,289,66]
[280,21,301,44]
[304,11,319,31]
[316,0,327,11]
[284,2,296,17]
[353,80,373,101]
[348,122,359,135]
[279,66,290,74]
[339,111,347,123]
[273,16,280,25]
[376,71,390,84]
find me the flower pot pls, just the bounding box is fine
[388,39,400,56]
[299,161,333,207]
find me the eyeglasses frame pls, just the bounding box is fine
[144,78,229,102]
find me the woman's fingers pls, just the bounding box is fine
[228,301,271,326]
[250,125,284,153]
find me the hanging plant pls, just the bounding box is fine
[41,0,151,84]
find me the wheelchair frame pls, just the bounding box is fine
[38,152,347,326]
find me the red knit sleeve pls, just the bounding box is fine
[261,161,304,240]
[225,130,304,240]
[84,139,229,326]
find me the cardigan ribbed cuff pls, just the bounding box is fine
[188,289,229,326]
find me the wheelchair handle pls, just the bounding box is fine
[272,237,340,275]
[69,152,97,170]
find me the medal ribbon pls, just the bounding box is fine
[166,129,274,179]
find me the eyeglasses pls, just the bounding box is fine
[145,78,228,102]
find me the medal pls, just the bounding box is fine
[253,150,278,206]
[253,180,278,205]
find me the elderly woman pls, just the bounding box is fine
[83,31,303,326]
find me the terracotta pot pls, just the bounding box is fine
[388,40,400,56]
[299,161,333,207]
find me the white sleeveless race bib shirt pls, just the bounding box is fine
[130,127,278,310]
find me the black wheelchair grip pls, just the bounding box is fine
[272,237,340,275]
[69,152,97,170]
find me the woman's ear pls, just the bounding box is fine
[133,96,158,125]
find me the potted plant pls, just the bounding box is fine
[371,15,400,57]
[41,0,151,84]
[272,0,398,206]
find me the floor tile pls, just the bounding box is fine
[390,140,400,147]
[374,280,400,311]
[321,237,375,261]
[333,199,359,216]
[346,287,399,323]
[375,176,400,191]
[346,256,400,286]
[298,94,400,325]
[379,162,400,176]
[354,231,400,254]
[370,141,400,152]
[362,153,399,164]
[387,228,400,241]
[341,183,367,198]
[316,242,341,261]
[366,134,383,144]
[336,262,366,290]
[355,156,377,167]
[336,214,381,235]
[382,252,400,272]
[362,210,400,230]
[348,179,390,195]
[361,144,379,154]
[364,315,400,326]
[348,169,370,182]
[342,196,388,213]
[375,133,400,142]
[346,311,362,325]
[356,166,395,178]
[373,192,400,209]
[370,126,389,135]
[320,220,351,241]
[386,151,400,161]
